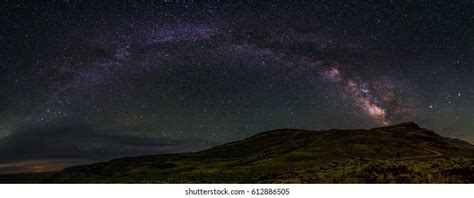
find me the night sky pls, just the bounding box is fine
[0,0,473,173]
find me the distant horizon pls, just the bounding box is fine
[1,121,472,174]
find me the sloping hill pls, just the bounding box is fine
[44,122,474,183]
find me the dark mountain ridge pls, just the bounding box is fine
[44,122,474,183]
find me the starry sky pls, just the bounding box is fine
[0,0,473,173]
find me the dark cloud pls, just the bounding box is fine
[0,123,215,163]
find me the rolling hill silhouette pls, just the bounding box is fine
[39,122,474,183]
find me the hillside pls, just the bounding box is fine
[44,122,474,183]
